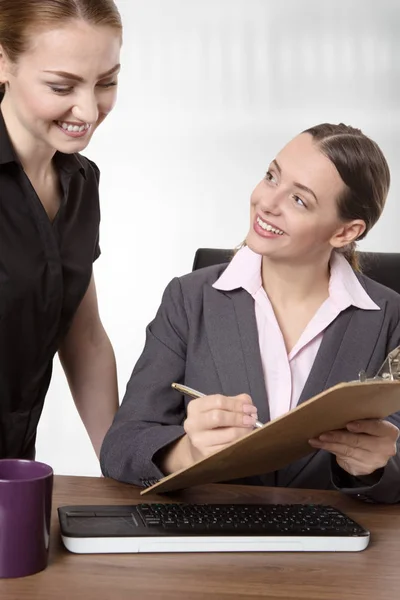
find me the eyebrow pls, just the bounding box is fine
[42,64,121,82]
[271,159,319,205]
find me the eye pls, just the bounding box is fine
[49,86,73,95]
[265,170,278,184]
[97,81,118,89]
[293,195,307,208]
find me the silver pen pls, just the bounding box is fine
[171,383,264,428]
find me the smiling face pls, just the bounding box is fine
[0,19,121,155]
[246,133,366,265]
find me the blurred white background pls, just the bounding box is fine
[36,0,400,474]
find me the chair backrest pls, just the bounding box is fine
[192,248,400,296]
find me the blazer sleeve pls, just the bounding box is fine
[332,312,400,504]
[100,277,189,485]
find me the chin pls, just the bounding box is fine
[245,233,271,255]
[53,137,91,155]
[245,238,261,254]
[246,235,289,261]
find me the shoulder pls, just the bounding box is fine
[357,272,400,317]
[160,263,229,310]
[152,263,229,338]
[178,263,229,295]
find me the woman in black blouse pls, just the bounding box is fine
[0,0,122,459]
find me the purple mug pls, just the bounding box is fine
[0,459,53,578]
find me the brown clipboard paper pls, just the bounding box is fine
[141,379,400,495]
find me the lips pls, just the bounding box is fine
[255,215,285,235]
[56,120,91,133]
[54,120,92,139]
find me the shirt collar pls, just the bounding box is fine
[53,149,87,179]
[213,245,379,311]
[0,99,87,178]
[213,245,263,295]
[328,251,379,311]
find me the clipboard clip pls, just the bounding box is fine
[359,346,400,383]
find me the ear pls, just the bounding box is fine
[329,220,366,249]
[0,45,12,85]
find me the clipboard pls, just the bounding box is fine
[141,348,400,495]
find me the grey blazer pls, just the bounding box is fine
[100,264,400,503]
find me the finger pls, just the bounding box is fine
[188,393,256,416]
[207,408,258,430]
[346,419,400,440]
[185,407,258,433]
[312,424,399,455]
[314,430,377,452]
[189,426,252,451]
[309,438,362,460]
[308,439,394,466]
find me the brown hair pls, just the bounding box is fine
[0,0,122,81]
[302,123,390,270]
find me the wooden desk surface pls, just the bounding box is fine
[0,475,399,600]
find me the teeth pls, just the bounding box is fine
[57,121,90,133]
[257,217,284,235]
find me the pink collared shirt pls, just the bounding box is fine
[213,246,380,421]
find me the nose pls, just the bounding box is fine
[259,188,283,215]
[71,91,99,124]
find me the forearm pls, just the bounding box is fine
[100,421,186,485]
[59,328,119,458]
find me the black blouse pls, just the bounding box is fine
[0,105,101,459]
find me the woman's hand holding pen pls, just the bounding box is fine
[184,394,259,462]
[159,387,260,475]
[309,419,399,477]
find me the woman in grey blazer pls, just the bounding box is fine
[101,123,400,503]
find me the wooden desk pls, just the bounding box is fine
[0,475,399,600]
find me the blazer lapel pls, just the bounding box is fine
[204,285,270,423]
[297,308,354,406]
[298,302,387,406]
[280,302,387,486]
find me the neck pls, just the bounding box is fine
[1,94,56,181]
[261,253,331,307]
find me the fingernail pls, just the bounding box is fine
[319,433,332,441]
[309,439,321,446]
[242,404,257,414]
[243,415,256,426]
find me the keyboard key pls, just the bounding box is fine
[136,503,366,536]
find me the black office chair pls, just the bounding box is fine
[192,248,400,296]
